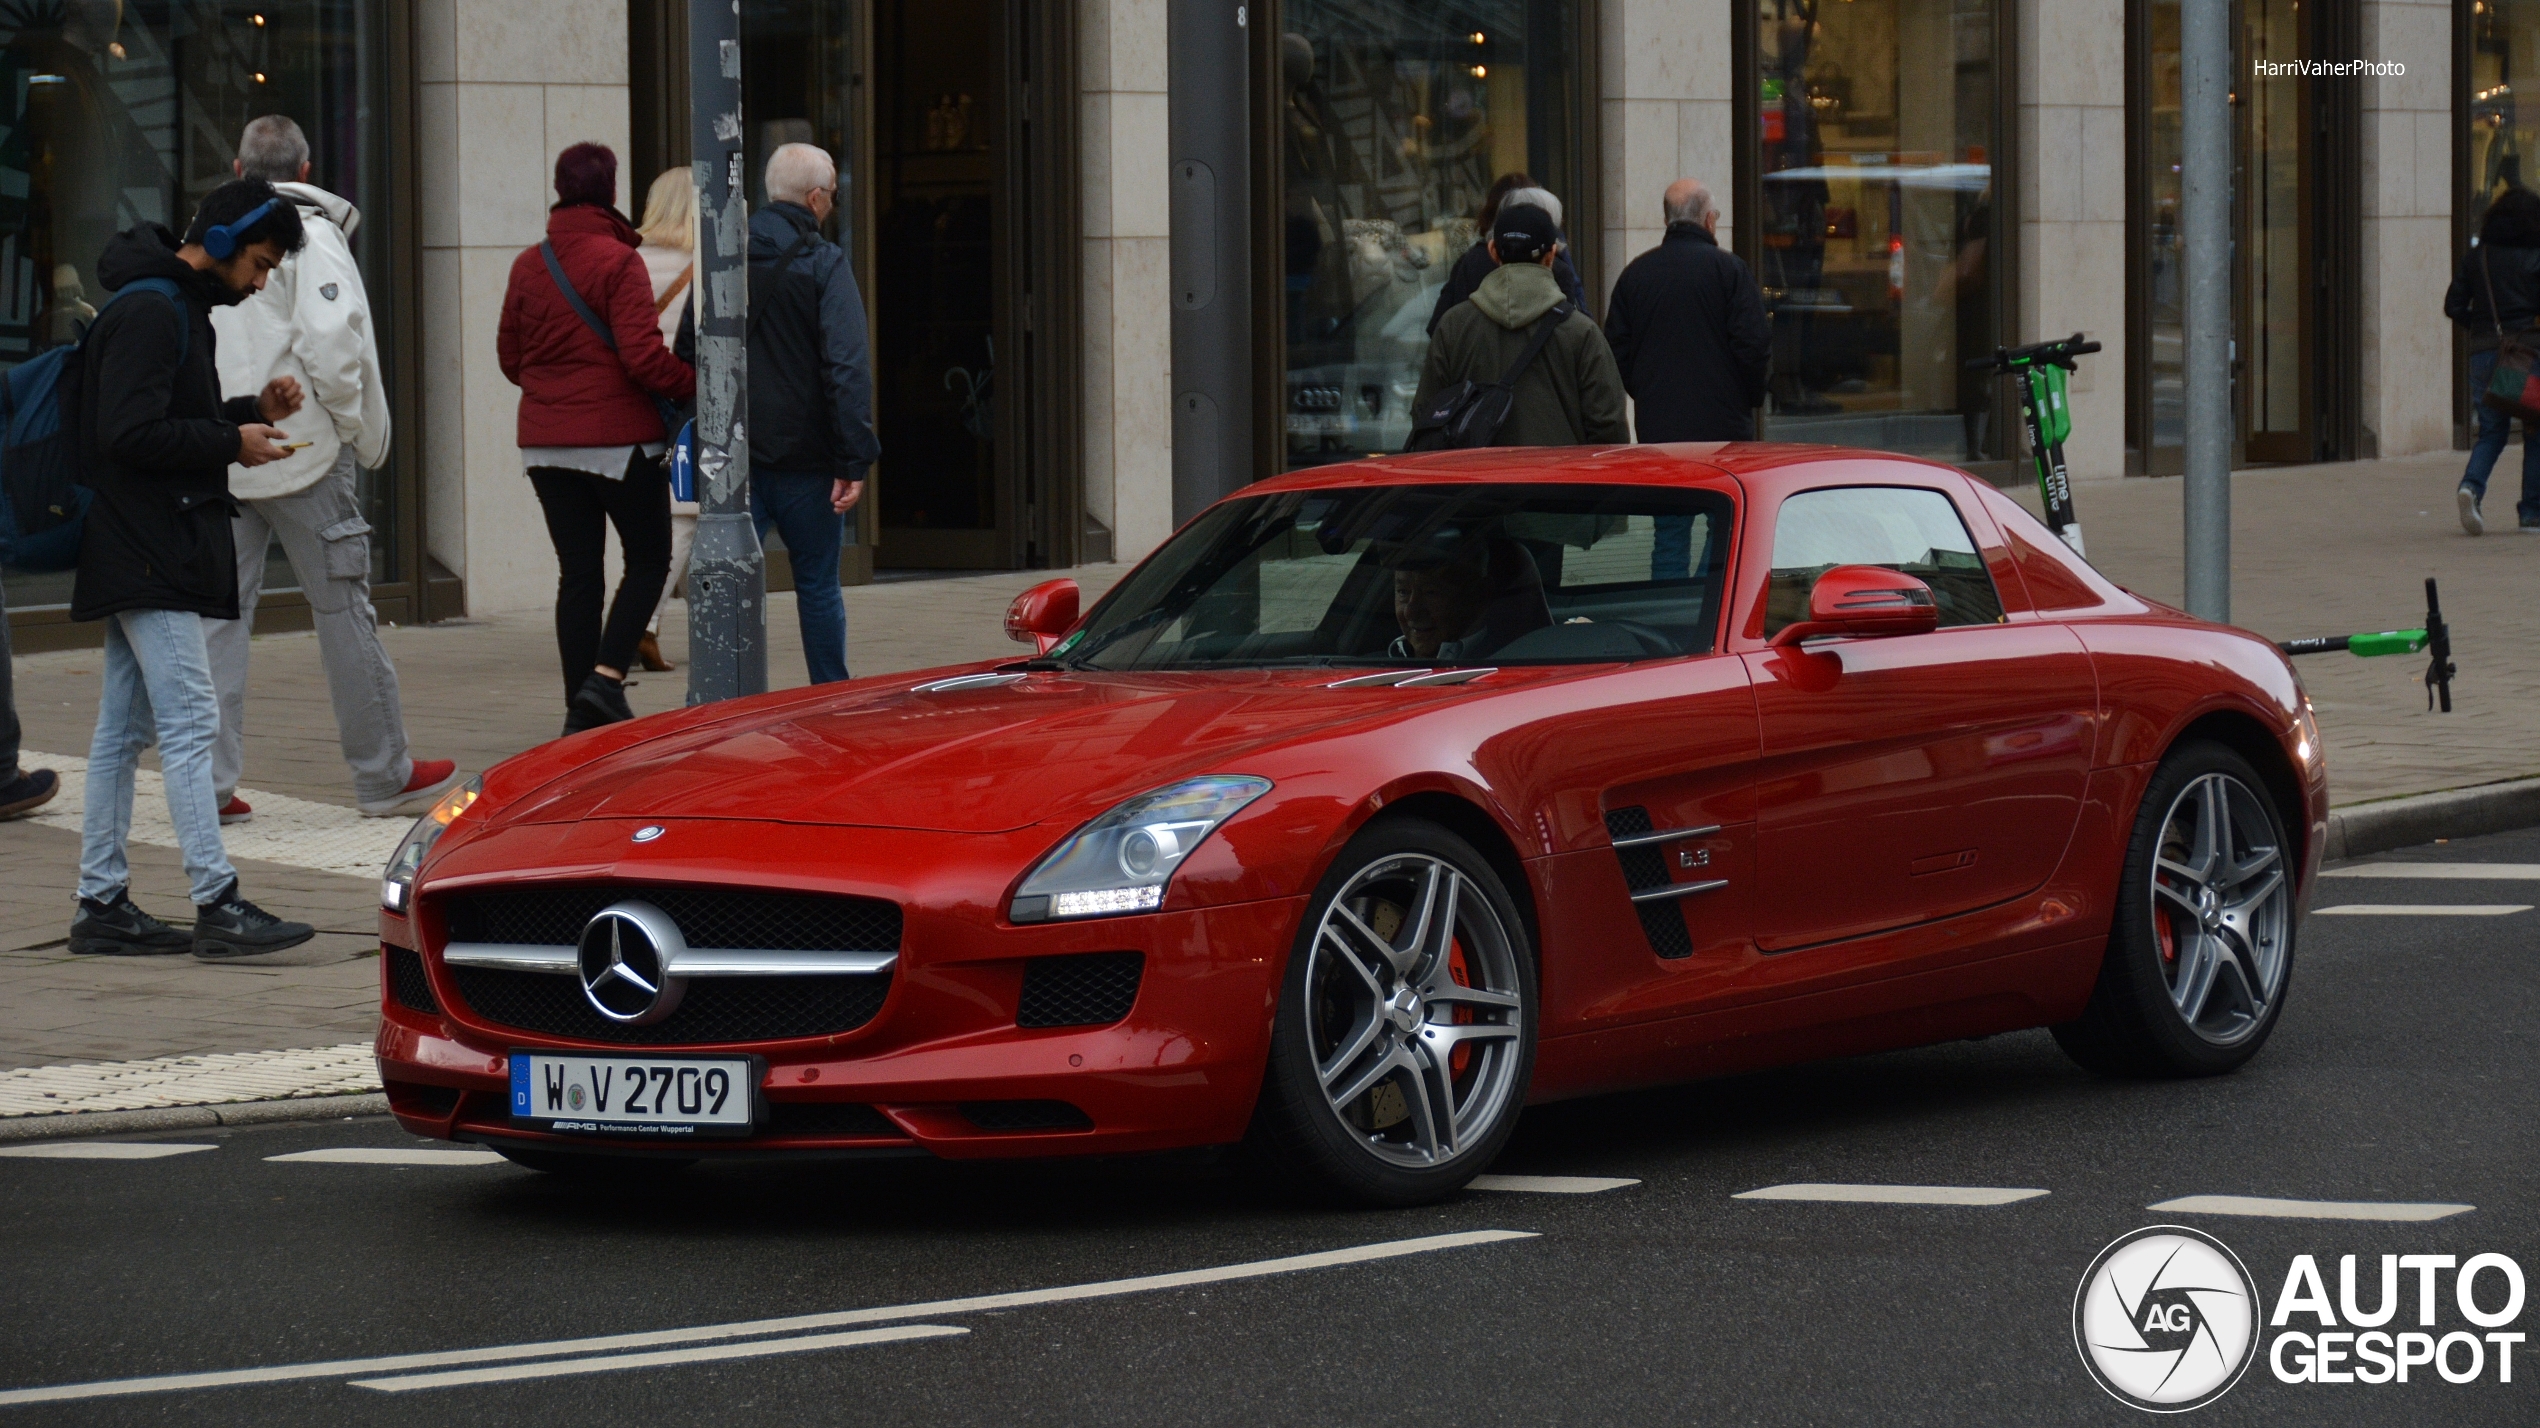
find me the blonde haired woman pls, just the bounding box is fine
[635,167,697,671]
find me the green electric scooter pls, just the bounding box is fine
[2277,577,2458,713]
[1971,332,2100,558]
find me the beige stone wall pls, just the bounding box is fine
[1080,0,1175,563]
[2359,0,2456,460]
[416,0,632,616]
[1598,0,1738,292]
[2016,0,2127,480]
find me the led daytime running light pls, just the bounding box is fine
[1011,776,1271,923]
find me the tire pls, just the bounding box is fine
[492,1146,698,1177]
[1245,816,1538,1206]
[2053,741,2297,1078]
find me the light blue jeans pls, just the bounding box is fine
[80,608,237,906]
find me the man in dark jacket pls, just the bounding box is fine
[2444,186,2540,534]
[68,180,318,959]
[1411,203,1629,449]
[1425,185,1588,335]
[1605,179,1772,445]
[746,142,880,686]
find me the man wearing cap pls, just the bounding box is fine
[1412,200,1628,450]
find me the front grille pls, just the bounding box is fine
[960,1100,1093,1132]
[385,945,440,1013]
[1016,952,1144,1028]
[439,884,901,954]
[447,966,891,1045]
[1605,806,1694,959]
[764,1101,902,1138]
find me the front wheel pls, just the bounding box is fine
[2054,741,2297,1077]
[1245,816,1538,1206]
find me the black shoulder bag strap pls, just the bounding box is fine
[746,222,818,341]
[1492,302,1573,393]
[541,240,684,442]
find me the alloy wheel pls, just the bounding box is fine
[1303,852,1526,1168]
[2148,772,2290,1046]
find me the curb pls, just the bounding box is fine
[2324,775,2540,863]
[0,1092,386,1143]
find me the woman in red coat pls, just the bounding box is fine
[497,143,696,734]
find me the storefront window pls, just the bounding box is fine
[1279,0,1580,468]
[0,1,391,613]
[2471,0,2540,202]
[1754,0,2001,463]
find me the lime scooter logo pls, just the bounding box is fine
[2075,1226,2264,1412]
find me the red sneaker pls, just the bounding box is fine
[360,758,462,818]
[217,796,253,825]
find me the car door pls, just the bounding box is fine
[1738,481,2097,954]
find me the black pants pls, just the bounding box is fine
[528,455,672,704]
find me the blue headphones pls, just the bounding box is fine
[201,197,280,260]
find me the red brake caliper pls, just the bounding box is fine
[2153,877,2179,963]
[1447,937,1474,1077]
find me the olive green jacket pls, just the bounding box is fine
[1411,262,1631,449]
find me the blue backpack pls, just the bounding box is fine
[0,276,188,573]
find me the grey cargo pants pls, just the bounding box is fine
[207,449,415,806]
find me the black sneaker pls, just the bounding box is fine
[0,766,59,821]
[192,882,316,960]
[69,889,195,956]
[562,672,635,735]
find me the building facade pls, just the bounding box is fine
[0,0,2497,646]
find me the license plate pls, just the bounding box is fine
[509,1052,757,1138]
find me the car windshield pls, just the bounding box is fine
[1054,484,1735,670]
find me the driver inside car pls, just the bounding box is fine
[1387,534,1552,661]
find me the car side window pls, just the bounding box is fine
[1764,486,2004,635]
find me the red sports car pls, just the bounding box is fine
[376,444,2324,1205]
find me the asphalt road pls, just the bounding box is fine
[3,830,2534,1426]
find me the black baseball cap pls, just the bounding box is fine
[1491,203,1559,264]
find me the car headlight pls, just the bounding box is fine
[381,776,482,913]
[1009,776,1271,923]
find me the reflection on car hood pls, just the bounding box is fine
[501,666,1543,834]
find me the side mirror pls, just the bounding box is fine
[1769,565,1940,647]
[1004,578,1081,654]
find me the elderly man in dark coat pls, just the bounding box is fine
[1604,179,1771,444]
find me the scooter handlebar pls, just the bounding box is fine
[1967,333,2104,371]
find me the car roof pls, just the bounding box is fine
[1246,442,1975,498]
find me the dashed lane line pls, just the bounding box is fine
[0,1142,218,1161]
[350,1325,970,1393]
[2311,904,2532,916]
[2322,862,2540,880]
[2149,1195,2476,1222]
[266,1148,505,1167]
[1466,1174,1640,1194]
[0,1229,1539,1406]
[1734,1183,2049,1206]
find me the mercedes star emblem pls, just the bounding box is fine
[632,825,665,843]
[575,901,688,1025]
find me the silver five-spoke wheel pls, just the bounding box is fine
[1304,853,1526,1168]
[2148,771,2289,1046]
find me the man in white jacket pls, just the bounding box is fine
[207,116,457,819]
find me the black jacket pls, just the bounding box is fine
[1426,240,1588,335]
[72,225,260,622]
[2446,243,2540,354]
[744,203,880,482]
[1603,224,1772,442]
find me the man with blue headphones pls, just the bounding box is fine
[65,178,323,960]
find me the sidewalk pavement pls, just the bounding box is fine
[0,446,2530,1102]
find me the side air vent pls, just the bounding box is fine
[385,945,440,1013]
[1604,806,1694,959]
[1017,952,1144,1028]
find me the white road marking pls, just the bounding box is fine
[2323,862,2540,880]
[0,1142,218,1161]
[350,1325,969,1393]
[0,1229,1538,1406]
[2149,1195,2476,1222]
[1734,1183,2048,1206]
[2311,904,2532,916]
[1465,1174,1640,1194]
[265,1148,504,1167]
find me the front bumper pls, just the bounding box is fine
[375,818,1301,1160]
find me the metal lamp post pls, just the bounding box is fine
[685,0,767,704]
[2180,0,2232,623]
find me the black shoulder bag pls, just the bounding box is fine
[2477,249,2540,422]
[539,241,687,444]
[1406,303,1572,451]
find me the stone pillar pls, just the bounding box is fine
[1599,0,1738,291]
[2358,0,2454,459]
[1081,0,1174,563]
[416,0,632,616]
[2016,0,2127,479]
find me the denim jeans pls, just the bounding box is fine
[80,608,237,905]
[752,471,850,686]
[0,574,20,777]
[2464,349,2540,527]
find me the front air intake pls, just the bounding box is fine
[1016,951,1144,1028]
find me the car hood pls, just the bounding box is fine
[499,666,1558,834]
